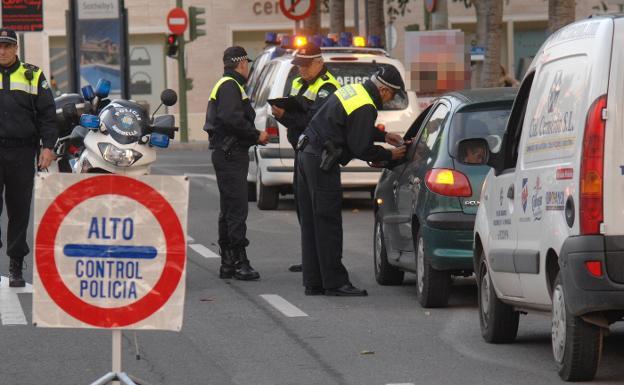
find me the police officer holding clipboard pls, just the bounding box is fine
[270,43,340,273]
[295,67,407,296]
[204,46,269,281]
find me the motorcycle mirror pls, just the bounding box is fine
[160,89,178,106]
[95,79,111,98]
[80,114,100,129]
[81,85,95,101]
[69,125,89,143]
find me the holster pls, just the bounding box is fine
[220,136,238,156]
[319,140,342,172]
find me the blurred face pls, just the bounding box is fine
[379,86,396,104]
[464,145,486,164]
[297,59,323,82]
[236,60,250,79]
[0,42,17,67]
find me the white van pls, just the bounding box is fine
[471,16,624,381]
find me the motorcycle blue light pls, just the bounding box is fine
[81,85,95,101]
[149,132,170,148]
[80,114,100,129]
[95,79,111,98]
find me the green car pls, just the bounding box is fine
[373,88,517,307]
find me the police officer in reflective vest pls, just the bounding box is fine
[296,67,407,296]
[204,46,269,281]
[271,43,340,273]
[0,28,56,287]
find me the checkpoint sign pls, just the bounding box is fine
[33,174,189,330]
[167,7,188,36]
[279,0,316,21]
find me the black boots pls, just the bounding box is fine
[9,259,25,287]
[219,248,260,281]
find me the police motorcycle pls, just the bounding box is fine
[52,79,178,175]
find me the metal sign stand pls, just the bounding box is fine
[88,330,151,385]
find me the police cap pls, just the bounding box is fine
[373,66,406,93]
[291,43,322,66]
[0,28,18,45]
[223,46,252,65]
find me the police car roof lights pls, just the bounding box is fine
[294,35,307,47]
[278,32,383,50]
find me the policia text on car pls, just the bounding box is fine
[296,67,407,296]
[0,28,57,287]
[270,43,340,273]
[204,46,270,281]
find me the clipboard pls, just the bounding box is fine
[268,97,305,112]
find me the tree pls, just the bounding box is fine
[367,0,386,45]
[548,0,575,34]
[430,0,449,30]
[479,0,504,87]
[302,0,321,35]
[329,0,345,34]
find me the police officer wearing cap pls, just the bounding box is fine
[271,42,340,273]
[296,67,407,296]
[204,46,269,281]
[0,28,56,287]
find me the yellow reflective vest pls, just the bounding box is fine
[289,73,340,101]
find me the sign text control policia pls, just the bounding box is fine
[33,174,189,330]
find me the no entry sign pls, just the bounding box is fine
[167,7,188,36]
[279,0,315,21]
[33,174,189,330]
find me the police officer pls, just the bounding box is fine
[0,28,57,287]
[296,67,407,296]
[271,43,340,273]
[204,46,269,281]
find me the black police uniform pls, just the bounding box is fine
[0,52,57,286]
[204,61,261,281]
[297,79,393,295]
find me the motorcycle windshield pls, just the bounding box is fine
[100,101,148,145]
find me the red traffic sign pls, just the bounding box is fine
[35,175,186,328]
[167,7,188,36]
[279,0,316,21]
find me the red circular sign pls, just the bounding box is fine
[279,0,316,21]
[35,175,186,328]
[167,7,188,36]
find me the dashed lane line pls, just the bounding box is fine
[260,294,308,318]
[189,244,220,259]
[0,276,33,325]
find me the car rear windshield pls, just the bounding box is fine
[448,105,512,158]
[283,63,408,110]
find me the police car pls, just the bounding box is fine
[247,34,419,210]
[472,16,624,381]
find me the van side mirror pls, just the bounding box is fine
[457,138,490,166]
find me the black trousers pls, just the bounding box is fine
[0,147,36,261]
[296,151,349,289]
[212,148,250,250]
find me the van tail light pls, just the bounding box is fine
[580,95,607,235]
[425,168,472,197]
[265,117,279,143]
[585,261,603,278]
[376,123,386,132]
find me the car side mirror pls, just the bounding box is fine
[457,138,490,166]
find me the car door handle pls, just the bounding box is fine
[507,184,514,200]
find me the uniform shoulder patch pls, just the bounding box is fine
[318,89,330,98]
[41,80,49,89]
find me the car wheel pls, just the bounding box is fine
[478,249,519,343]
[552,273,602,381]
[248,182,257,202]
[414,229,451,308]
[373,215,404,285]
[256,169,279,210]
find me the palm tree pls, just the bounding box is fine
[549,0,575,34]
[330,0,345,34]
[480,0,504,87]
[367,0,386,44]
[430,0,449,30]
[302,0,321,35]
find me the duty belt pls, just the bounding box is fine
[0,137,37,148]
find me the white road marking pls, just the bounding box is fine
[184,173,217,181]
[187,235,195,243]
[260,294,308,318]
[0,276,33,325]
[386,383,415,385]
[189,244,220,259]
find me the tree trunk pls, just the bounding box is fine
[472,0,488,87]
[367,0,386,46]
[430,0,448,30]
[548,0,575,34]
[481,0,503,88]
[302,0,322,36]
[329,0,345,34]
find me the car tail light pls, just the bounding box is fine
[585,261,602,278]
[580,95,607,235]
[425,168,472,197]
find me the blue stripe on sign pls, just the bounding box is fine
[63,244,158,259]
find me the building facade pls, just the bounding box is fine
[19,0,620,140]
